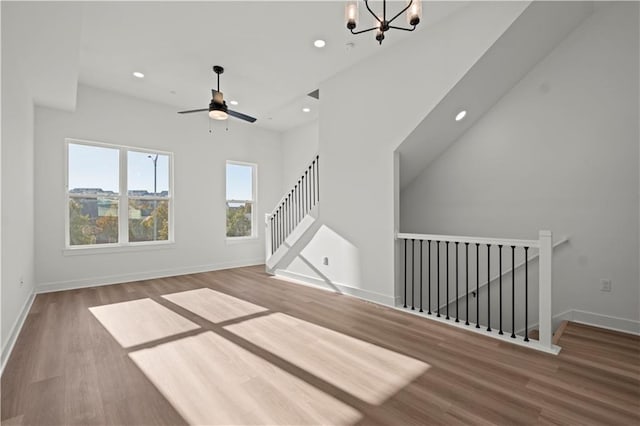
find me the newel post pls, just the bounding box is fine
[538,230,553,349]
[265,213,273,262]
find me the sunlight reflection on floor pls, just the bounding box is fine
[162,288,267,323]
[129,331,361,425]
[89,298,199,348]
[225,313,430,405]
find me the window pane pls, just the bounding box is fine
[226,163,253,201]
[226,201,252,237]
[69,198,119,245]
[128,151,170,196]
[68,143,119,194]
[129,199,169,242]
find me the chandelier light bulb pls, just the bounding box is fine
[407,0,422,26]
[345,1,359,30]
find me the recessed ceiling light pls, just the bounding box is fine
[230,100,239,106]
[455,110,467,121]
[314,39,326,48]
[133,71,145,79]
[302,107,311,113]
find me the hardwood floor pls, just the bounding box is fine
[2,265,639,425]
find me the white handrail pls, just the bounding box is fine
[397,232,539,248]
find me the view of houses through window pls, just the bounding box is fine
[67,140,172,247]
[226,161,256,238]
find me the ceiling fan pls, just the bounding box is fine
[178,65,257,123]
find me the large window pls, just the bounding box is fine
[226,161,256,239]
[66,139,172,248]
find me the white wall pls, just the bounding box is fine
[281,121,318,194]
[275,2,530,303]
[1,45,35,361]
[34,85,283,291]
[401,2,639,329]
[1,1,82,367]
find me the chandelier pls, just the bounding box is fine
[345,1,422,45]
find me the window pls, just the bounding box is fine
[66,139,172,248]
[226,161,256,239]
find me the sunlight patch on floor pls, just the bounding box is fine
[129,331,361,425]
[225,313,430,405]
[162,288,268,323]
[89,298,199,348]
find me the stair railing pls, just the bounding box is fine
[266,155,319,259]
[396,230,558,354]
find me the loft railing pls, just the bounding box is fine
[266,155,319,258]
[396,231,559,354]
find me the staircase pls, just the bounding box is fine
[265,155,319,269]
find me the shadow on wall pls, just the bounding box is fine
[278,224,363,295]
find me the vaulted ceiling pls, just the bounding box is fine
[78,1,467,132]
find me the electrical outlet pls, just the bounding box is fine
[323,257,329,266]
[600,279,612,292]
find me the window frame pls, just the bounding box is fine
[64,138,174,251]
[225,160,258,242]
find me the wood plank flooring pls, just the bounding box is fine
[2,265,639,425]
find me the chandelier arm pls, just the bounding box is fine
[387,0,415,25]
[388,24,417,32]
[350,26,379,35]
[363,0,383,24]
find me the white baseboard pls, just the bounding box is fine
[273,269,396,306]
[36,258,264,294]
[1,291,35,375]
[564,309,640,335]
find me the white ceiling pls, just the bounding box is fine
[78,1,468,132]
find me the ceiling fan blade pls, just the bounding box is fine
[177,108,208,114]
[228,109,257,123]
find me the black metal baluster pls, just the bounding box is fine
[446,241,450,320]
[411,239,415,310]
[419,240,424,312]
[511,245,516,339]
[487,244,492,332]
[465,242,469,325]
[455,242,459,322]
[280,205,284,246]
[305,172,309,214]
[316,155,320,202]
[427,240,432,315]
[275,209,279,249]
[304,166,311,213]
[270,216,275,254]
[524,246,529,342]
[311,161,315,207]
[499,245,503,335]
[403,239,407,308]
[299,182,302,223]
[476,243,480,328]
[436,241,440,317]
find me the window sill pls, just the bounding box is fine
[225,236,259,245]
[63,241,176,256]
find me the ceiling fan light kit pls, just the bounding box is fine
[178,65,257,123]
[345,0,422,45]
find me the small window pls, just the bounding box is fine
[127,151,171,242]
[68,143,120,245]
[66,139,173,249]
[226,161,256,239]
